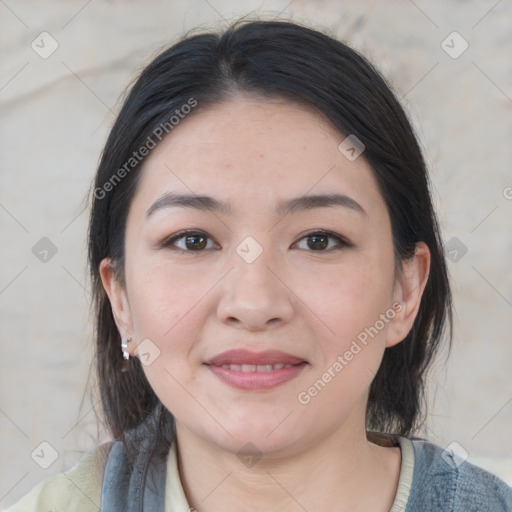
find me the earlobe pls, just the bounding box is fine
[386,242,431,348]
[99,258,133,342]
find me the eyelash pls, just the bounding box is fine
[158,229,353,253]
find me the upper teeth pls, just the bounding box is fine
[221,363,293,372]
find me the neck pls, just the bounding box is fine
[175,416,401,512]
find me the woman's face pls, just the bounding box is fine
[102,96,427,457]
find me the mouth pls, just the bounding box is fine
[204,349,308,391]
[215,362,299,372]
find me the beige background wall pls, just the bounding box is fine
[1,0,511,507]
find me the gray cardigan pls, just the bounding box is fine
[100,418,512,511]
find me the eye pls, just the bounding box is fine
[293,230,352,252]
[158,229,352,253]
[159,230,219,251]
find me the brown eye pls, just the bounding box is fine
[184,234,207,250]
[294,230,352,252]
[307,234,329,250]
[159,231,218,251]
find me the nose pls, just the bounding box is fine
[216,245,295,331]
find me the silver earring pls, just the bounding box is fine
[121,337,132,360]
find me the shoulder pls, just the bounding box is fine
[3,441,114,512]
[405,437,512,511]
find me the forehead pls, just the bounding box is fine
[131,97,386,220]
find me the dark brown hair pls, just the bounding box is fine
[88,18,452,453]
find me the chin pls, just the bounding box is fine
[191,416,305,459]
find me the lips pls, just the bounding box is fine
[204,349,307,391]
[205,349,306,367]
[217,363,296,372]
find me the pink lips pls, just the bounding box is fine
[205,349,307,391]
[206,349,305,366]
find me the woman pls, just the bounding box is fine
[6,18,512,512]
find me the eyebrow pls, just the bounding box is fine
[146,192,366,218]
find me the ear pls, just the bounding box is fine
[99,258,134,354]
[386,242,431,348]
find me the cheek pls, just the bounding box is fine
[304,254,395,345]
[301,250,396,403]
[296,269,396,422]
[125,261,210,404]
[126,256,208,339]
